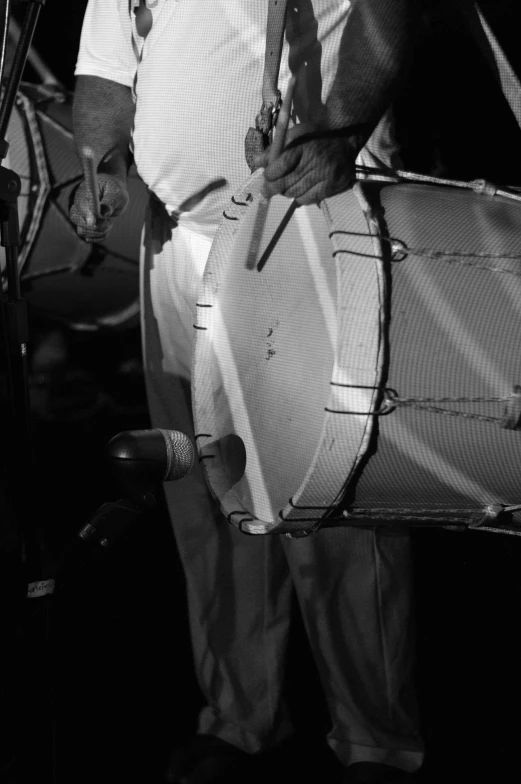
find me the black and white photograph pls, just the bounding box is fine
[2,2,521,783]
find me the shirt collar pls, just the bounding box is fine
[131,0,159,9]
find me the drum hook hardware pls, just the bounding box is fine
[329,231,408,262]
[386,387,521,430]
[231,196,252,207]
[471,179,498,198]
[326,384,397,416]
[500,385,521,430]
[280,504,324,537]
[469,504,505,528]
[258,92,282,139]
[389,238,408,262]
[284,526,320,539]
[227,510,256,531]
[244,92,282,172]
[470,503,521,529]
[270,91,283,135]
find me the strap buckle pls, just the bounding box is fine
[256,90,282,141]
[245,91,283,172]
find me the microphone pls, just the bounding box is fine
[63,429,194,567]
[106,428,195,505]
[52,430,195,591]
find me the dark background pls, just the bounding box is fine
[2,1,521,783]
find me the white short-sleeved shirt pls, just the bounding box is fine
[75,0,395,237]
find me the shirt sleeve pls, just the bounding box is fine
[75,0,137,88]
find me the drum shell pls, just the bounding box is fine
[193,172,521,533]
[351,183,521,520]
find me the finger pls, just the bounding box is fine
[99,201,116,219]
[281,123,313,148]
[264,164,327,203]
[100,198,126,219]
[284,170,355,205]
[99,181,129,218]
[76,219,111,236]
[72,207,112,240]
[287,182,327,205]
[70,203,107,231]
[76,225,112,243]
[263,153,315,199]
[276,173,325,204]
[253,149,271,170]
[70,188,100,225]
[263,145,303,183]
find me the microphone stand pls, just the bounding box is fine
[0,3,59,783]
[1,0,51,586]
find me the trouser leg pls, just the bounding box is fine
[282,524,424,772]
[140,206,294,753]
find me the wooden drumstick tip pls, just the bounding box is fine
[81,145,102,220]
[270,74,297,163]
[249,75,298,268]
[260,74,297,201]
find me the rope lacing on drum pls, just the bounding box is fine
[281,503,521,537]
[384,238,521,279]
[345,167,521,274]
[356,164,521,204]
[334,505,521,536]
[394,169,521,203]
[385,389,521,429]
[332,233,521,278]
[328,386,521,430]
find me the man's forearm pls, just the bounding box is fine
[73,75,135,180]
[325,0,425,142]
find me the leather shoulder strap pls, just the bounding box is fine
[262,0,288,108]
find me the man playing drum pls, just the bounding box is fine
[70,2,427,782]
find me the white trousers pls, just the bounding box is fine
[140,198,424,772]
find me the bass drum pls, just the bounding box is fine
[192,170,521,535]
[2,82,146,330]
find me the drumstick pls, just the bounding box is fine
[81,145,102,221]
[267,74,297,167]
[246,75,297,270]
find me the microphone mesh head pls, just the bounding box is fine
[158,429,195,480]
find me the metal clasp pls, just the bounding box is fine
[326,385,397,416]
[256,90,282,143]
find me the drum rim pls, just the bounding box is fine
[15,88,52,270]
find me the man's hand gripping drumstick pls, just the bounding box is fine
[70,146,130,244]
[246,75,297,270]
[263,74,297,192]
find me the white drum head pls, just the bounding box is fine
[193,172,386,534]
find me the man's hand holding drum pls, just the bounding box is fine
[257,0,422,205]
[255,123,360,205]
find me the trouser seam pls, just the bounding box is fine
[263,538,276,730]
[373,531,393,720]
